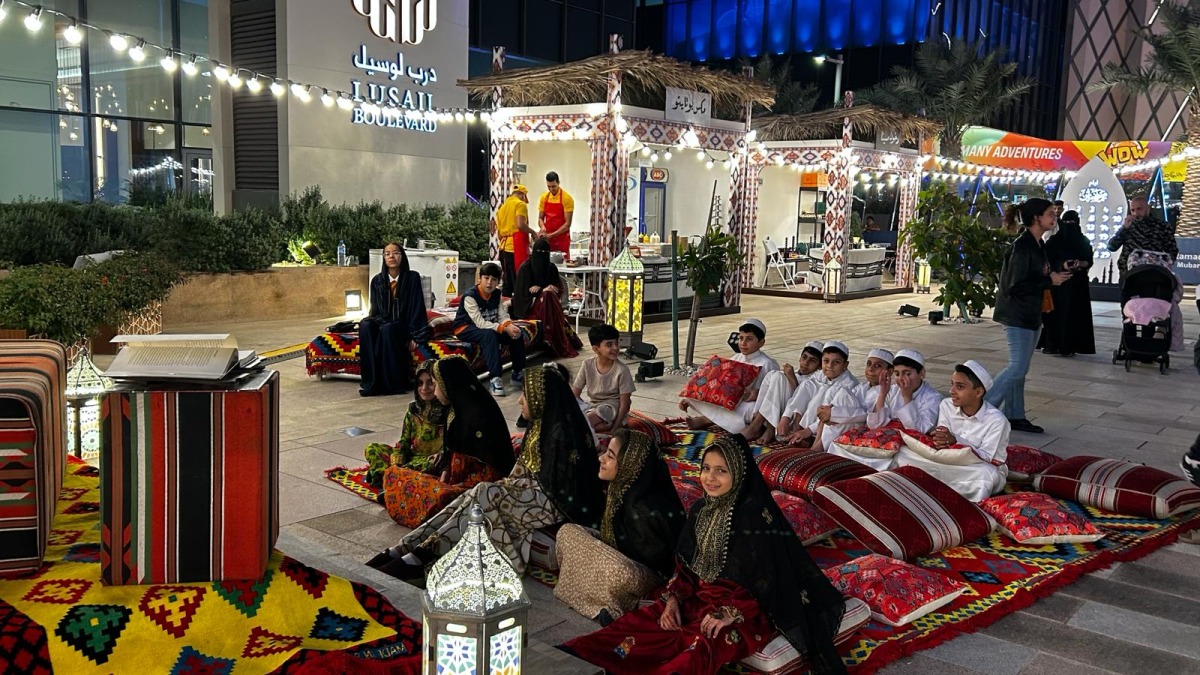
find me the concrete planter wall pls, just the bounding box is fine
[162,266,369,326]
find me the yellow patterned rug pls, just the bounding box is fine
[0,459,422,674]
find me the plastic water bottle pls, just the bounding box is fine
[337,240,347,267]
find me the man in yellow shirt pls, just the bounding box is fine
[493,184,533,297]
[538,171,575,255]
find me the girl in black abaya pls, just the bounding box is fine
[359,242,430,396]
[1040,211,1096,356]
[511,238,582,357]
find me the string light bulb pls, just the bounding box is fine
[336,94,353,110]
[63,20,83,45]
[664,149,672,160]
[641,146,651,157]
[109,32,128,51]
[128,39,146,62]
[650,152,659,163]
[0,1,7,25]
[269,80,285,97]
[23,6,42,32]
[246,76,262,93]
[213,64,230,82]
[320,89,334,107]
[227,71,243,89]
[705,160,715,169]
[181,55,198,76]
[160,51,177,72]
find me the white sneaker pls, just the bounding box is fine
[490,377,506,397]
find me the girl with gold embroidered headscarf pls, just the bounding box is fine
[563,434,848,675]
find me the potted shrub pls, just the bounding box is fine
[677,223,746,366]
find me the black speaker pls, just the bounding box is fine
[928,310,945,324]
[635,360,665,382]
[628,342,659,360]
[898,304,920,317]
[727,331,740,353]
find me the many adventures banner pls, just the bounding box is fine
[962,128,1187,181]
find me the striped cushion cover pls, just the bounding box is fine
[529,527,561,572]
[812,466,996,560]
[739,596,870,675]
[758,448,876,499]
[1032,455,1200,520]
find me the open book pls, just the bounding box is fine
[105,334,247,381]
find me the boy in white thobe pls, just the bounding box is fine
[744,341,824,444]
[788,342,865,451]
[852,348,895,413]
[865,349,943,433]
[896,360,1010,502]
[679,319,779,433]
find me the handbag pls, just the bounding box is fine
[1041,289,1054,313]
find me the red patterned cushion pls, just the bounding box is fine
[624,410,679,447]
[771,490,838,545]
[672,477,705,511]
[823,554,966,626]
[900,429,979,466]
[1032,456,1200,520]
[1005,445,1062,481]
[757,448,876,498]
[812,466,996,560]
[980,493,1104,545]
[679,355,761,411]
[833,426,903,460]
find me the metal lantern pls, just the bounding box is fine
[65,347,111,461]
[822,259,843,303]
[915,258,932,294]
[422,504,530,675]
[605,246,645,347]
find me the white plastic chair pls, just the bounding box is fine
[760,237,796,289]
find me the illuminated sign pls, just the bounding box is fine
[351,0,438,46]
[349,44,438,133]
[647,167,669,182]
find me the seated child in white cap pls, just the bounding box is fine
[678,319,779,433]
[774,341,831,442]
[786,342,864,450]
[865,349,943,433]
[896,360,1010,502]
[853,348,894,411]
[744,340,825,444]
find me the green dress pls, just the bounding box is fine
[364,400,447,487]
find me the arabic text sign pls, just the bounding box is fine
[665,87,712,126]
[350,44,439,133]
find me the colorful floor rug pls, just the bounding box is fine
[0,458,422,674]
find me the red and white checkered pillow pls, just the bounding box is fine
[900,429,981,466]
[770,490,838,545]
[740,596,870,675]
[823,554,966,626]
[811,466,996,560]
[979,492,1104,545]
[833,426,904,460]
[758,448,877,499]
[1032,456,1200,520]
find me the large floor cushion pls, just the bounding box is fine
[823,554,966,626]
[771,490,839,545]
[1032,455,1200,519]
[306,319,543,377]
[758,448,877,499]
[740,596,870,675]
[980,492,1104,545]
[1005,444,1063,481]
[812,466,996,560]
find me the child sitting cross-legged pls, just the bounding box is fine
[452,262,527,397]
[572,324,636,434]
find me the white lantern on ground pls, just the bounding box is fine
[915,258,932,294]
[65,347,111,461]
[422,504,530,675]
[823,260,843,303]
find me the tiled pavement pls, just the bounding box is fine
[169,288,1200,674]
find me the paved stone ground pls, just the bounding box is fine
[169,289,1200,674]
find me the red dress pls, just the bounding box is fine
[562,564,771,675]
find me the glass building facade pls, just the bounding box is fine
[0,0,213,204]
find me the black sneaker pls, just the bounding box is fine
[1008,418,1044,434]
[1182,454,1200,487]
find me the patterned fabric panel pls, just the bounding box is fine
[834,426,903,459]
[1005,445,1063,481]
[678,355,762,411]
[812,466,996,560]
[382,467,468,529]
[529,528,560,572]
[980,492,1104,545]
[900,429,980,466]
[823,554,967,626]
[770,490,838,545]
[0,422,38,573]
[99,371,281,585]
[671,477,705,511]
[624,410,679,447]
[758,448,876,499]
[1032,455,1200,520]
[739,597,870,675]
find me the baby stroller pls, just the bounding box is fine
[1112,252,1177,374]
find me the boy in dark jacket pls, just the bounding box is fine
[453,262,526,397]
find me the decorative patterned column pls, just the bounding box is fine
[722,67,757,308]
[588,34,627,272]
[894,164,920,288]
[823,91,855,299]
[487,46,507,261]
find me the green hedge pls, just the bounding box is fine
[0,188,490,273]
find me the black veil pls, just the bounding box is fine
[433,356,515,475]
[600,429,686,577]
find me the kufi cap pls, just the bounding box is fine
[961,359,994,391]
[867,348,894,365]
[893,349,925,368]
[823,340,849,359]
[741,318,766,337]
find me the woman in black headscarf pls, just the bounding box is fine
[554,429,687,623]
[1039,210,1095,356]
[375,363,604,579]
[359,242,430,396]
[511,238,582,357]
[563,434,848,675]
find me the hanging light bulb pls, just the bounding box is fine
[160,51,177,72]
[290,82,306,98]
[664,149,672,160]
[454,111,464,122]
[213,64,230,82]
[697,148,706,160]
[181,55,199,76]
[650,152,659,163]
[705,160,715,169]
[227,71,243,89]
[128,40,146,62]
[466,110,477,122]
[641,146,651,157]
[63,21,83,45]
[269,80,285,97]
[320,88,334,107]
[480,111,492,122]
[296,84,312,103]
[336,94,353,110]
[24,6,43,32]
[109,32,128,51]
[246,76,262,93]
[723,159,731,170]
[0,0,7,26]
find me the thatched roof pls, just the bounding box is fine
[458,51,775,113]
[753,106,942,143]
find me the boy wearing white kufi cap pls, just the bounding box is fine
[852,348,895,411]
[896,360,1010,502]
[864,349,943,433]
[679,319,780,433]
[744,340,827,444]
[788,341,865,451]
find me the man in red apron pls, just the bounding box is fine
[538,171,575,256]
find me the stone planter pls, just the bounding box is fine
[162,266,369,327]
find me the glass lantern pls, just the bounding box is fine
[65,347,111,462]
[915,258,932,294]
[422,504,530,675]
[605,246,645,348]
[822,260,843,303]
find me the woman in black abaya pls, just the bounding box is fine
[1040,211,1096,356]
[359,242,430,396]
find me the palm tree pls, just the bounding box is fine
[1092,0,1200,236]
[741,55,820,117]
[862,39,1033,159]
